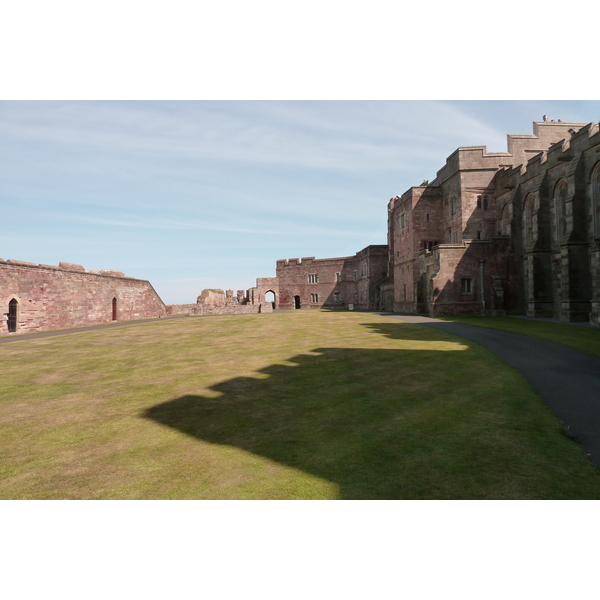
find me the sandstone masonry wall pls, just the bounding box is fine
[1,260,167,335]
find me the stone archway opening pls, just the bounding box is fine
[112,297,117,321]
[264,290,276,309]
[294,295,301,309]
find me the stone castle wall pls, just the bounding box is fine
[274,246,388,310]
[1,260,167,336]
[386,120,600,325]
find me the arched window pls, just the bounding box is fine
[524,194,535,248]
[554,179,568,242]
[112,297,117,321]
[501,204,511,236]
[592,163,600,238]
[8,299,18,333]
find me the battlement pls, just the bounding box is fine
[426,121,591,188]
[277,255,352,267]
[1,259,130,279]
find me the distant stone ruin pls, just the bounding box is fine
[165,288,273,316]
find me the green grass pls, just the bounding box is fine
[2,310,600,499]
[441,316,600,358]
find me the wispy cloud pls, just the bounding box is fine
[65,213,375,238]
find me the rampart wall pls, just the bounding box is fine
[1,259,167,336]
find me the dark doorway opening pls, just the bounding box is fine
[112,297,117,321]
[294,295,301,309]
[8,299,17,333]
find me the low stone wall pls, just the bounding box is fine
[166,304,198,316]
[166,303,273,316]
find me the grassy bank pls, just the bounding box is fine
[2,310,599,499]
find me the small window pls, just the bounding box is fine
[461,279,473,294]
[483,195,489,210]
[426,213,430,222]
[451,197,457,215]
[476,196,482,209]
[308,274,319,284]
[311,293,319,303]
[353,270,358,282]
[335,272,341,283]
[400,213,406,230]
[333,292,340,303]
[477,231,481,240]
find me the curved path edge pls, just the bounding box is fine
[383,314,600,468]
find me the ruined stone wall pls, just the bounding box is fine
[195,304,272,315]
[1,260,167,335]
[166,304,198,316]
[166,303,272,316]
[251,277,280,308]
[166,287,273,316]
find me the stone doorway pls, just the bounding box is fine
[8,299,17,333]
[294,295,301,309]
[112,297,117,321]
[264,290,276,309]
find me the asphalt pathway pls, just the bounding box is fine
[385,314,600,467]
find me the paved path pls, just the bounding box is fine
[0,315,189,344]
[383,314,600,467]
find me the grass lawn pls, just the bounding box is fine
[441,316,600,358]
[2,310,600,499]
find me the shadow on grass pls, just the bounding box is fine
[142,322,600,499]
[144,346,465,499]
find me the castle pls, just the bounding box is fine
[254,119,600,327]
[3,119,600,335]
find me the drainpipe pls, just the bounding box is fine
[479,260,485,315]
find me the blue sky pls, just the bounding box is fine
[1,100,599,303]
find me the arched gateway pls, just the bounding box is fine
[264,290,276,309]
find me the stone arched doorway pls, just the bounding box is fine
[264,290,276,309]
[112,297,118,321]
[8,298,18,333]
[294,295,301,309]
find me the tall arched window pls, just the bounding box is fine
[592,163,600,238]
[554,179,568,242]
[8,298,18,333]
[524,194,535,248]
